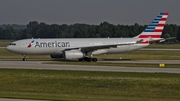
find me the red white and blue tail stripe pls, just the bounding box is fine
[135,12,168,39]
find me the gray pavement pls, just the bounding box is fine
[101,60,180,64]
[0,60,180,73]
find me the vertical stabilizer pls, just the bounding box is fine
[134,12,168,39]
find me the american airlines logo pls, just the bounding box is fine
[27,40,70,48]
[27,40,34,48]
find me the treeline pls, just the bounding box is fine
[0,24,26,30]
[0,21,179,42]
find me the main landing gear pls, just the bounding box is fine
[78,57,98,62]
[22,55,27,61]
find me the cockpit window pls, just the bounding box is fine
[9,43,16,45]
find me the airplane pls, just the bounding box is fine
[6,12,169,62]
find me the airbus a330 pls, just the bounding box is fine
[6,12,169,62]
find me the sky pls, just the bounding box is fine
[0,0,179,25]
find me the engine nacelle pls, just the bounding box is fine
[63,50,85,60]
[50,54,63,58]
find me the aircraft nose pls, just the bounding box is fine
[6,45,17,53]
[5,46,11,51]
[6,45,15,52]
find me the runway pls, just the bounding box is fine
[101,60,180,64]
[0,60,180,73]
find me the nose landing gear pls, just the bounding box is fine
[22,55,27,61]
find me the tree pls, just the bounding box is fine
[0,27,4,39]
[27,21,39,38]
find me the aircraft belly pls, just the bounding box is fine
[92,49,108,55]
[128,44,149,51]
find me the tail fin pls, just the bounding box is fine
[134,12,168,39]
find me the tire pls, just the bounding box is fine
[22,58,27,61]
[92,58,97,62]
[78,58,84,61]
[87,58,92,62]
[83,57,88,61]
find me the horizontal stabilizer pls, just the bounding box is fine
[149,37,176,44]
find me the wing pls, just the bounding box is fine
[65,42,139,53]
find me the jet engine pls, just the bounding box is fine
[63,50,85,60]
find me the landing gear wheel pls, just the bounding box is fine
[87,58,92,62]
[81,57,97,62]
[83,57,88,61]
[92,58,97,62]
[23,58,27,61]
[78,58,84,61]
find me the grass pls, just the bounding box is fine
[0,40,13,47]
[0,69,180,101]
[147,44,180,49]
[0,48,51,59]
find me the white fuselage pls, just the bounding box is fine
[6,38,149,55]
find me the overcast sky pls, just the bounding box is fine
[0,0,179,25]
